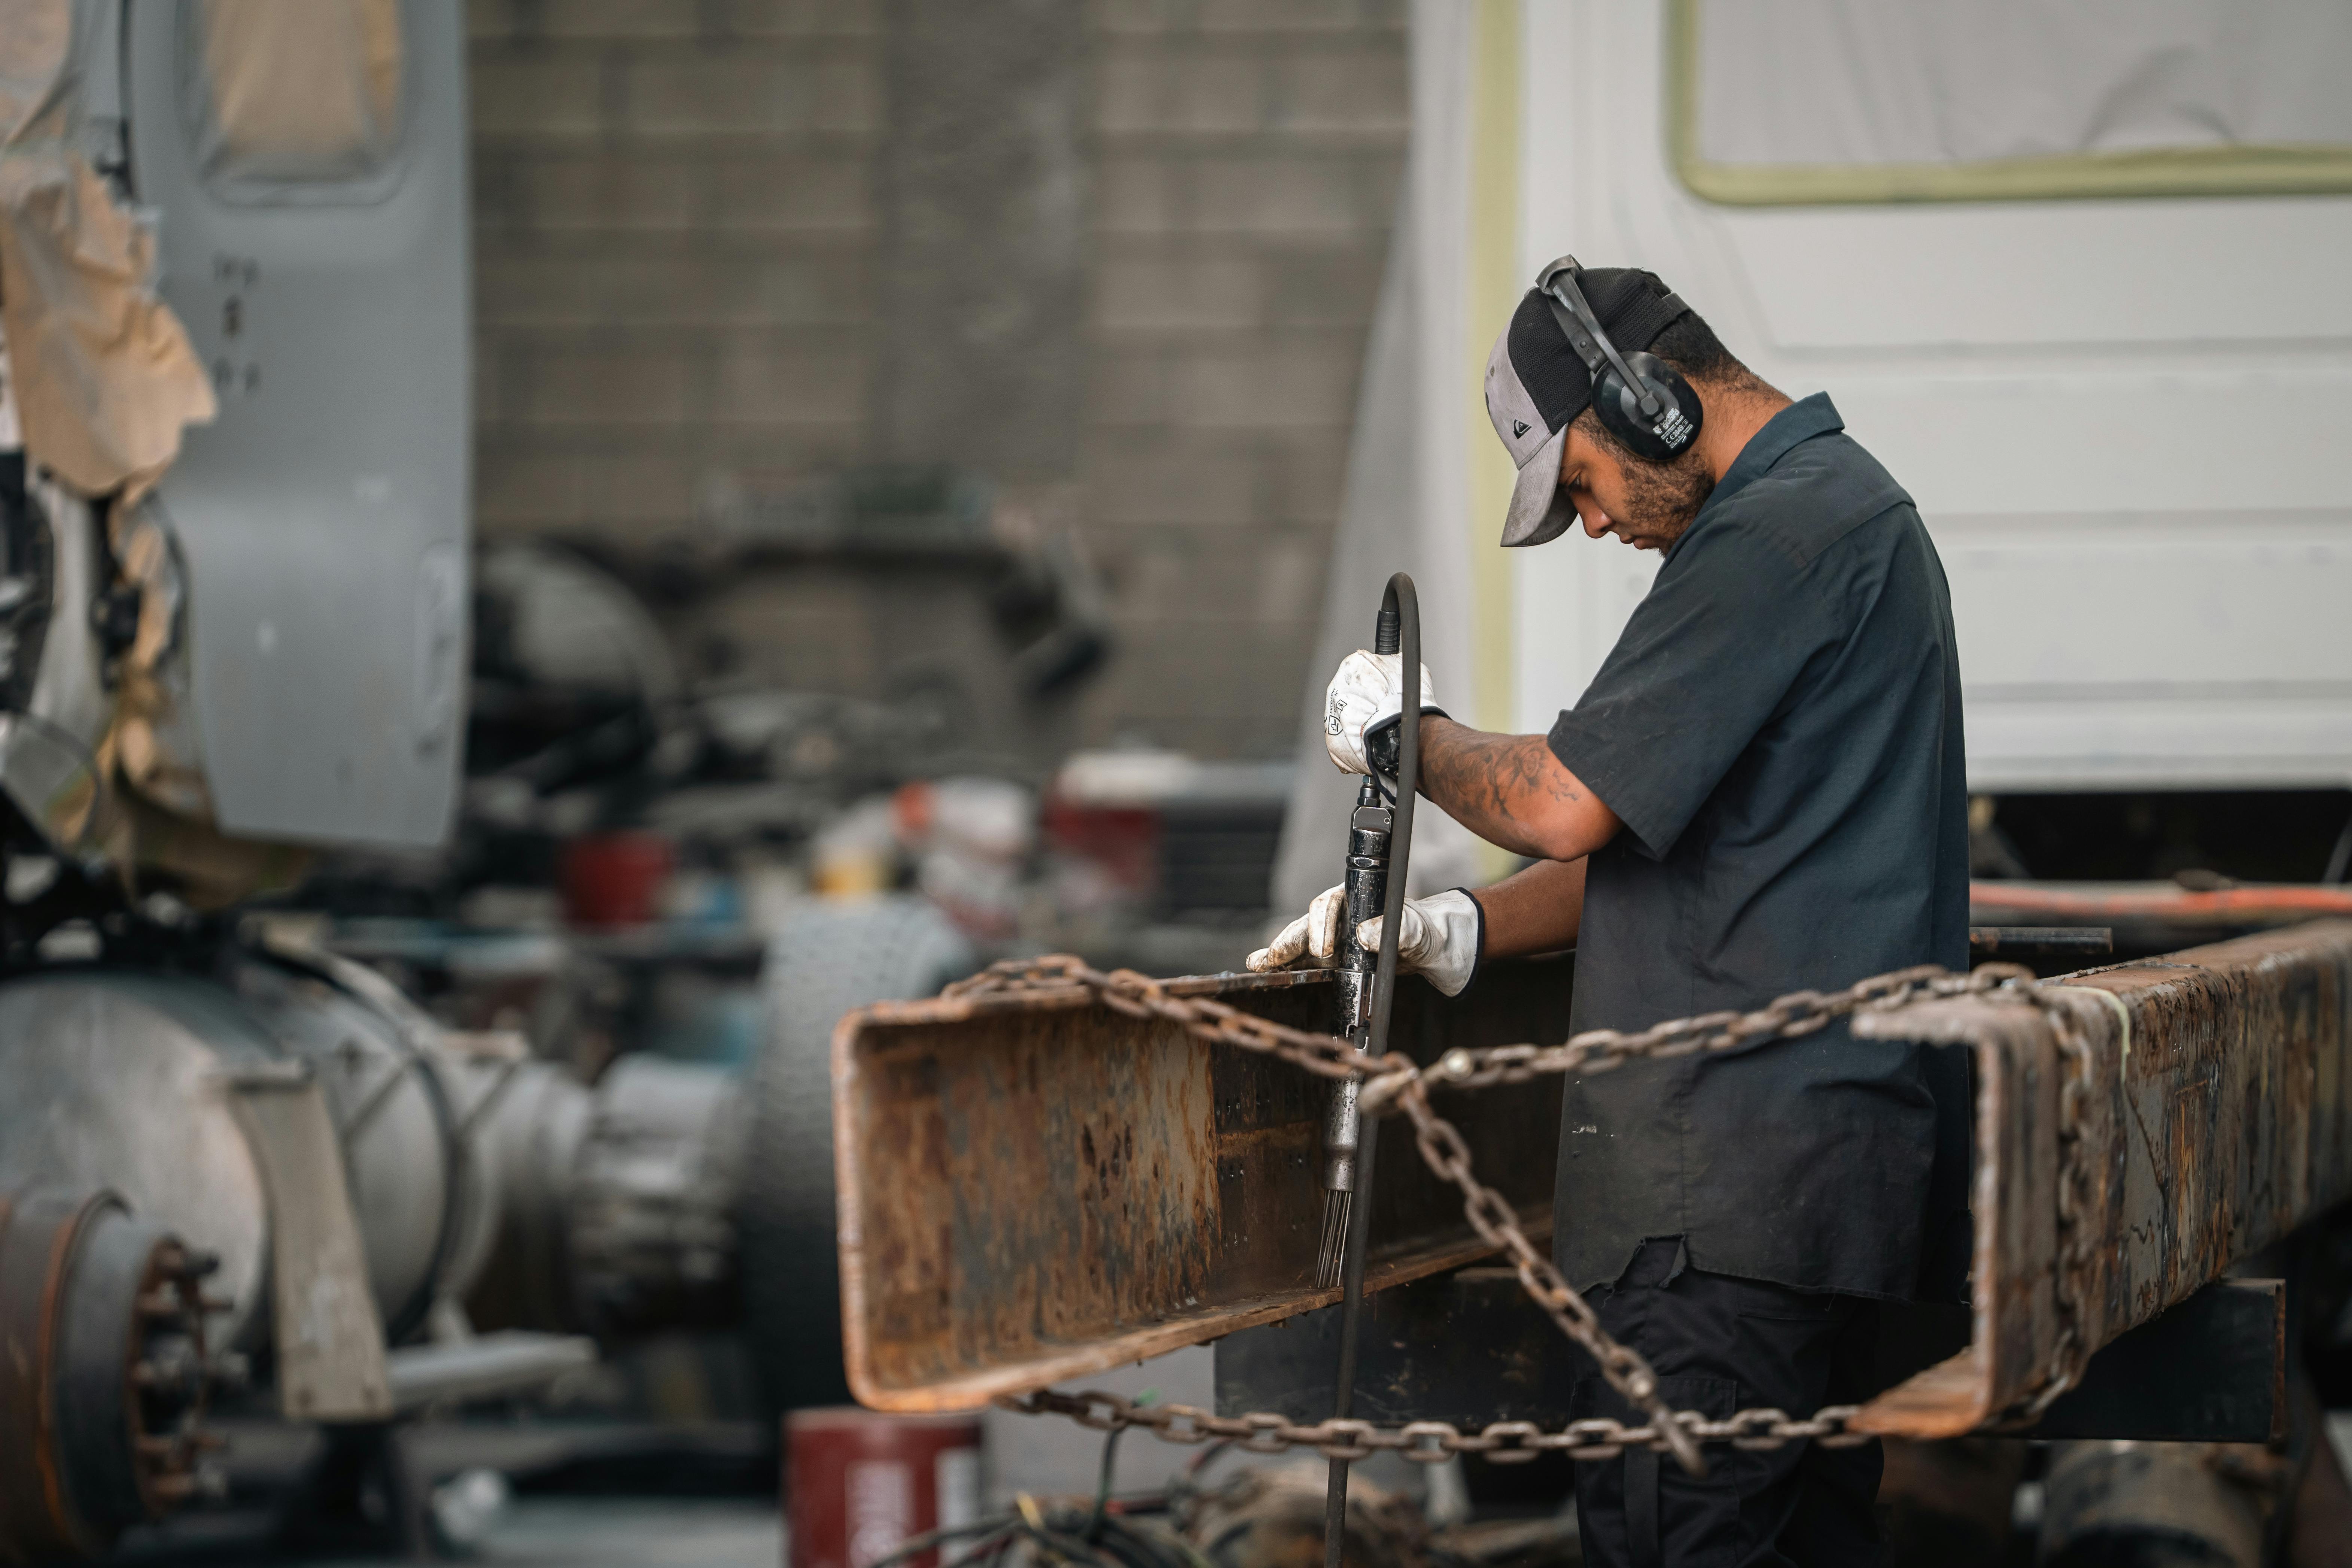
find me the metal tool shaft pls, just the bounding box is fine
[1324,574,1420,1568]
[1315,780,1392,1288]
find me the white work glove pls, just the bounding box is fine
[1322,651,1442,776]
[1246,886,1482,998]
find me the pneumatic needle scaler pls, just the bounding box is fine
[1313,701,1395,1289]
[1319,574,1421,1568]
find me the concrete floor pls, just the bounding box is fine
[117,1497,782,1568]
[441,1498,782,1567]
[110,1418,785,1568]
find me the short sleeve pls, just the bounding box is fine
[1547,525,1834,860]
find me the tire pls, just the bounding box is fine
[736,896,974,1413]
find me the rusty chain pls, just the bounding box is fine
[950,954,2099,1467]
[2005,991,2100,1421]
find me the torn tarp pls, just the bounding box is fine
[0,0,215,500]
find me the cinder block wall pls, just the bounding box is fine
[468,0,1406,760]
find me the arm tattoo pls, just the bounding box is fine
[1418,721,1582,843]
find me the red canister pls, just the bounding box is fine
[560,830,675,927]
[786,1408,984,1568]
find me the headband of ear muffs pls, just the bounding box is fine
[1537,258,1704,464]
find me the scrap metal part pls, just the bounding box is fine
[0,1188,222,1561]
[834,922,2352,1443]
[1850,919,2352,1435]
[832,956,1574,1411]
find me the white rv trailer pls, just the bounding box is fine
[1280,0,2352,907]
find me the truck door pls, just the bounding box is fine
[124,0,468,849]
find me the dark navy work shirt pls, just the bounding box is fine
[1546,393,1971,1301]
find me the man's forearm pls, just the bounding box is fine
[1471,857,1588,959]
[1416,716,1620,862]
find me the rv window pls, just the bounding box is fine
[1670,0,2352,204]
[180,0,406,200]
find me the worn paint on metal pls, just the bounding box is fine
[833,960,1574,1412]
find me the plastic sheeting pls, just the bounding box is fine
[1693,0,2352,168]
[0,0,214,499]
[184,0,405,194]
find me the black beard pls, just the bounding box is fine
[1618,451,1715,546]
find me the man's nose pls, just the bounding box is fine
[1576,495,1612,539]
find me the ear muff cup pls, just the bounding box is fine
[1593,351,1703,463]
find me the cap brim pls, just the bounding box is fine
[1499,424,1575,547]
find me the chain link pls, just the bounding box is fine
[995,1385,1874,1465]
[1999,990,2100,1421]
[950,954,2099,1465]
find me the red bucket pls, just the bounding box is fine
[560,831,675,928]
[786,1407,984,1568]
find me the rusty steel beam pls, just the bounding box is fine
[835,922,2352,1434]
[1850,919,2352,1436]
[832,956,1574,1412]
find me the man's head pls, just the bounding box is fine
[1484,267,1755,553]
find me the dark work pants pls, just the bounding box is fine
[1571,1239,1884,1568]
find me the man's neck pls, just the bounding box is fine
[1693,377,1793,486]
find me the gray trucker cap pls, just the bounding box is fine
[1483,267,1691,547]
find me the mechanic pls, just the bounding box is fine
[1249,259,1969,1568]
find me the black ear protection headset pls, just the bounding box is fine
[1535,255,1704,463]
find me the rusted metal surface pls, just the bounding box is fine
[1971,880,2352,932]
[839,922,2352,1439]
[0,1188,219,1559]
[1850,919,2352,1437]
[833,957,1573,1412]
[1967,926,2112,960]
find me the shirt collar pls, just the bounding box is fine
[1666,392,1844,560]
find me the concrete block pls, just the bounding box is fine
[467,0,523,43]
[1085,624,1311,726]
[1263,244,1387,324]
[521,347,694,425]
[1096,51,1264,135]
[478,252,872,329]
[692,423,868,474]
[470,52,609,138]
[1260,430,1355,524]
[573,450,702,527]
[1270,48,1408,137]
[1190,155,1372,234]
[1249,530,1328,626]
[1092,0,1384,34]
[703,574,880,688]
[1093,155,1185,234]
[1102,543,1300,624]
[624,52,879,136]
[709,153,873,231]
[714,0,883,37]
[471,337,509,424]
[498,154,706,231]
[474,446,587,527]
[1168,337,1358,428]
[1079,435,1258,525]
[814,51,883,131]
[1086,347,1174,427]
[873,0,1090,482]
[528,0,704,39]
[471,147,522,227]
[1093,252,1263,331]
[710,341,870,426]
[471,0,873,42]
[1204,0,1403,31]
